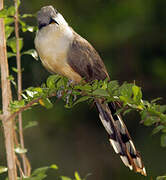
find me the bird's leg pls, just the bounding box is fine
[56,89,63,98]
[56,79,77,104]
[65,79,77,104]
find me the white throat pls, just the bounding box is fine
[34,15,75,75]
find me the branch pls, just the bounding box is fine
[14,0,30,176]
[0,0,3,10]
[7,93,57,122]
[0,1,17,179]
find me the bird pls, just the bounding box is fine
[34,5,146,176]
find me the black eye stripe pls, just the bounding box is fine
[38,17,59,30]
[39,23,47,30]
[49,18,59,25]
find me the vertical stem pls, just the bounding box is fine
[0,0,3,9]
[14,0,28,176]
[0,1,17,179]
[14,0,22,100]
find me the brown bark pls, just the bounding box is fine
[0,1,17,179]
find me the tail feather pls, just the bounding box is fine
[96,101,146,176]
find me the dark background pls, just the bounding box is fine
[2,0,166,179]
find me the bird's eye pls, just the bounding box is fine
[49,18,59,25]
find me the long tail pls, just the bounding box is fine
[96,100,146,176]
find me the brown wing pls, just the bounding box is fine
[67,31,109,82]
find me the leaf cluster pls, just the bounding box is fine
[9,74,166,148]
[0,4,38,61]
[1,164,87,180]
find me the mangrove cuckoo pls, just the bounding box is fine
[34,5,146,176]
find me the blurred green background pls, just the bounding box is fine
[2,0,166,179]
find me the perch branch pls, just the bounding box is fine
[7,93,57,122]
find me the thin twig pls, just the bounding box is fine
[14,0,30,175]
[7,93,57,122]
[0,1,17,179]
[15,155,24,178]
[0,0,3,11]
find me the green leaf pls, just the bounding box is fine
[17,0,21,8]
[119,83,133,98]
[0,166,8,174]
[23,174,47,180]
[161,134,166,147]
[107,80,119,94]
[22,93,28,99]
[32,167,49,176]
[23,121,38,130]
[4,17,14,25]
[50,164,58,170]
[15,147,27,154]
[5,26,14,39]
[22,49,38,60]
[92,89,109,97]
[74,172,81,180]
[10,100,25,112]
[19,19,27,32]
[156,175,166,180]
[60,176,72,180]
[7,52,16,58]
[7,6,15,16]
[151,97,162,103]
[132,85,142,102]
[8,75,17,88]
[0,6,15,17]
[119,95,130,105]
[46,75,61,89]
[123,108,133,116]
[7,37,23,53]
[25,165,58,180]
[19,19,36,32]
[12,67,18,73]
[33,87,43,94]
[74,84,92,91]
[101,79,108,90]
[27,26,35,32]
[39,98,53,109]
[158,105,166,113]
[21,14,34,18]
[0,9,7,18]
[56,79,66,89]
[73,96,90,106]
[143,116,158,126]
[152,125,165,135]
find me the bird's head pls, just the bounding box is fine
[37,6,68,30]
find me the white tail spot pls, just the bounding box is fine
[99,114,113,135]
[120,156,133,170]
[109,139,121,154]
[143,167,146,175]
[136,157,142,168]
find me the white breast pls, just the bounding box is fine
[35,24,82,82]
